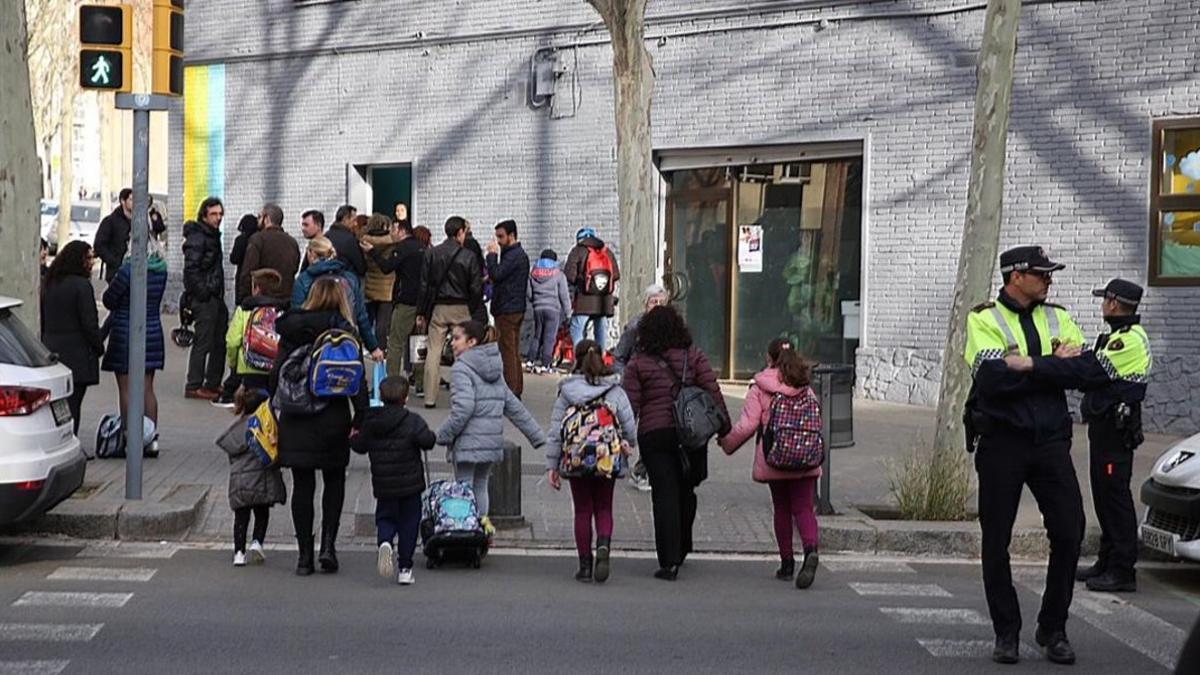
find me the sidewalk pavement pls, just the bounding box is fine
[10,347,1183,558]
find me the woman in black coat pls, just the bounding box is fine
[271,277,368,576]
[41,241,103,435]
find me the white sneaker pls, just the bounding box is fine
[233,551,246,567]
[397,568,414,585]
[377,542,395,580]
[248,540,266,564]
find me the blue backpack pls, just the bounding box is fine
[308,329,364,398]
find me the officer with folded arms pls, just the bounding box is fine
[963,246,1087,666]
[1005,278,1151,593]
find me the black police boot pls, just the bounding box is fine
[1075,560,1105,582]
[992,634,1020,665]
[1086,570,1136,593]
[575,555,593,583]
[295,537,315,577]
[318,527,339,573]
[1035,626,1076,665]
[775,557,796,580]
[594,538,611,584]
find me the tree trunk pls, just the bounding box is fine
[587,0,656,325]
[932,0,1023,455]
[0,0,44,327]
[56,77,75,251]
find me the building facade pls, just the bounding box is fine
[170,0,1200,432]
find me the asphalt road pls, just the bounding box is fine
[0,541,1197,674]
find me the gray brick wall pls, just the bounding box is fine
[170,0,1200,432]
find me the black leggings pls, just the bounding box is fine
[290,468,346,541]
[67,383,89,436]
[639,428,697,569]
[233,505,270,552]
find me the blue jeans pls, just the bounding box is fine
[570,314,608,351]
[527,309,561,365]
[376,493,423,569]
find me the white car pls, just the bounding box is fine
[1139,434,1200,562]
[0,297,86,526]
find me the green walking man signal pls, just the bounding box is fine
[79,4,133,93]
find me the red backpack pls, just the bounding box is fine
[583,245,615,296]
[242,306,281,371]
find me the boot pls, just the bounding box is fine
[594,538,611,584]
[1035,626,1076,665]
[1086,570,1136,592]
[295,536,315,576]
[1075,560,1105,582]
[318,526,339,573]
[575,555,594,582]
[796,550,818,589]
[776,557,796,580]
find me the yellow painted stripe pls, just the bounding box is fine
[183,66,210,220]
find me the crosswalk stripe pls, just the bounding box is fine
[0,661,70,675]
[916,638,1039,659]
[13,592,132,608]
[0,623,103,642]
[78,543,178,559]
[822,560,916,574]
[880,607,989,625]
[849,582,951,597]
[48,567,157,582]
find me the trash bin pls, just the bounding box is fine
[813,363,854,449]
[487,440,525,528]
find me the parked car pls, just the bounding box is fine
[44,202,103,254]
[1139,434,1200,562]
[0,297,86,526]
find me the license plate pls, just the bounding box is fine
[1141,525,1177,556]
[51,399,72,428]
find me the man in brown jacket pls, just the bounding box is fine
[238,203,301,302]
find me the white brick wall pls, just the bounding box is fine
[170,0,1200,431]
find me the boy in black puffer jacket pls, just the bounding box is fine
[351,377,436,585]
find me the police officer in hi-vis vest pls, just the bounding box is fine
[963,246,1087,666]
[1004,279,1151,594]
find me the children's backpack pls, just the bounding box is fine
[308,328,364,398]
[583,245,615,296]
[761,388,825,471]
[94,413,124,459]
[245,401,279,467]
[273,345,327,415]
[559,387,625,479]
[423,480,483,537]
[242,306,281,371]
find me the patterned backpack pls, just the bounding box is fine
[245,401,279,467]
[762,387,825,471]
[308,329,364,398]
[423,480,483,536]
[242,306,281,371]
[559,387,624,479]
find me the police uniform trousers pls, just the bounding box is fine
[1087,416,1138,578]
[975,433,1084,637]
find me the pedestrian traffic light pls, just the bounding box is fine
[152,0,184,97]
[79,4,133,93]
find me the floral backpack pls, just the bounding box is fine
[558,386,624,479]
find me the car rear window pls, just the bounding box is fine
[0,309,55,368]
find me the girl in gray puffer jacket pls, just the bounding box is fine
[216,387,286,567]
[437,321,547,525]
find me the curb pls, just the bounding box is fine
[6,484,209,542]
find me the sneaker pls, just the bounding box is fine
[397,568,414,585]
[629,461,651,492]
[210,397,236,409]
[248,540,266,564]
[377,542,395,580]
[233,551,246,567]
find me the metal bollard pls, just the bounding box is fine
[488,441,525,528]
[813,364,856,516]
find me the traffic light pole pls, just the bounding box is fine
[114,93,170,500]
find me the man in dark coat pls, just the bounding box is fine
[565,226,620,351]
[238,203,301,301]
[485,219,530,397]
[93,187,133,283]
[417,216,483,408]
[182,196,228,400]
[326,204,366,278]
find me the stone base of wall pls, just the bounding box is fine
[856,347,1200,436]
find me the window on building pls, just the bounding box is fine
[1151,118,1200,285]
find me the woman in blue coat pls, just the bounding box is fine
[102,240,169,450]
[292,236,382,359]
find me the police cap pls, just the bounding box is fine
[1092,278,1143,306]
[999,246,1065,274]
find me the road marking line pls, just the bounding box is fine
[880,607,989,625]
[1015,578,1184,670]
[12,592,132,608]
[916,638,1039,659]
[823,560,916,574]
[0,624,103,642]
[849,582,952,597]
[47,567,157,582]
[78,542,178,559]
[0,661,70,675]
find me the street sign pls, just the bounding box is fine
[152,0,185,96]
[79,4,132,93]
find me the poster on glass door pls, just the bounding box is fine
[738,225,763,273]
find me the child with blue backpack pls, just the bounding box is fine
[351,376,436,585]
[215,386,286,567]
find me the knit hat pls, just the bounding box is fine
[540,249,558,261]
[575,227,596,242]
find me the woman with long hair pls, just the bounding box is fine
[719,338,822,588]
[41,241,103,435]
[272,276,366,576]
[622,305,729,580]
[292,236,382,360]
